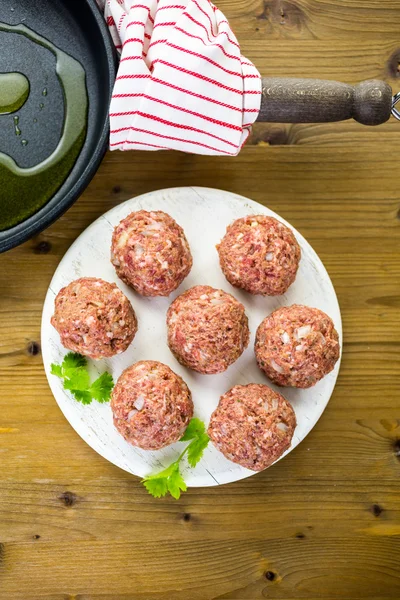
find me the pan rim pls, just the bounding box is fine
[0,0,117,253]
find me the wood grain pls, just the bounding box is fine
[1,0,400,598]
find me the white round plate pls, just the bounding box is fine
[42,187,342,487]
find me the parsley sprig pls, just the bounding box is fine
[51,352,114,405]
[142,418,210,499]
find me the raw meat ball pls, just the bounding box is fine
[111,210,192,296]
[255,304,340,388]
[111,360,193,450]
[217,214,301,296]
[51,277,137,359]
[167,285,250,375]
[208,384,296,471]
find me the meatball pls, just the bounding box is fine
[51,277,137,359]
[255,305,340,388]
[111,210,192,297]
[217,215,301,296]
[167,285,250,375]
[111,360,193,450]
[208,384,296,471]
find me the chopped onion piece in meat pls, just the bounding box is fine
[134,396,145,410]
[296,325,311,340]
[146,220,163,231]
[270,358,284,373]
[210,298,226,306]
[280,331,290,344]
[277,422,289,432]
[116,231,129,248]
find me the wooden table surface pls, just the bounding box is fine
[1,1,400,598]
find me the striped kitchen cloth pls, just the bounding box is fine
[96,0,261,155]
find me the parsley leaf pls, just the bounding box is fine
[70,390,93,405]
[63,367,91,391]
[63,352,87,369]
[167,465,187,499]
[89,372,114,403]
[50,353,113,405]
[143,476,169,499]
[143,462,187,500]
[142,463,177,498]
[50,363,63,378]
[180,417,205,441]
[187,433,210,468]
[142,418,209,500]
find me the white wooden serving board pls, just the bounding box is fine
[41,187,342,487]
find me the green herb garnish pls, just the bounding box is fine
[142,418,210,499]
[51,352,114,405]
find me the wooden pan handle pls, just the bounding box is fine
[257,78,392,126]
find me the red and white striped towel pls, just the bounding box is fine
[96,0,261,155]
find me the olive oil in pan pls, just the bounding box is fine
[0,23,88,231]
[13,115,21,136]
[0,72,29,114]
